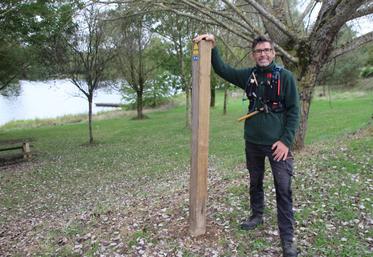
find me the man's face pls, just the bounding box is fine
[252,42,275,67]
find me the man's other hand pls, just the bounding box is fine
[193,34,215,47]
[272,141,289,161]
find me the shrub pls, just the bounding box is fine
[360,66,373,78]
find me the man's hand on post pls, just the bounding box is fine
[272,140,289,161]
[193,34,216,48]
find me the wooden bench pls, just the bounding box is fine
[0,142,31,160]
[95,103,123,107]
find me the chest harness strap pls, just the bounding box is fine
[245,65,285,114]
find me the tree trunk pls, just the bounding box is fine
[136,90,144,119]
[186,83,191,129]
[223,84,228,115]
[88,96,94,144]
[152,87,156,107]
[180,58,191,129]
[181,56,191,129]
[210,83,215,107]
[294,66,317,150]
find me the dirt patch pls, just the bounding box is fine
[1,126,372,256]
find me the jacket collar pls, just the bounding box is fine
[255,61,275,73]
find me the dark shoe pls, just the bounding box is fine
[281,240,298,257]
[240,215,263,230]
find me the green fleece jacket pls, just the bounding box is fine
[211,47,300,147]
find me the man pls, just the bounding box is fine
[194,34,300,257]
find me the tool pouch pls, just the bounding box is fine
[269,101,285,113]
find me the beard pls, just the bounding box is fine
[257,59,271,67]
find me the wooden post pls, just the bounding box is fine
[189,40,212,236]
[22,142,31,159]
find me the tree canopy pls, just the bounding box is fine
[107,0,372,148]
[1,0,372,148]
[0,0,78,91]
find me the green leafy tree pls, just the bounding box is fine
[50,5,116,144]
[318,26,363,86]
[366,45,373,66]
[215,32,251,115]
[123,71,179,109]
[112,13,172,119]
[152,14,200,128]
[0,0,77,92]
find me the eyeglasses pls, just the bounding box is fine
[253,48,273,55]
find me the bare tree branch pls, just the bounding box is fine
[155,2,253,43]
[218,34,243,63]
[177,0,254,39]
[161,0,254,38]
[155,2,218,26]
[297,0,318,25]
[221,0,258,35]
[285,0,295,29]
[274,43,299,63]
[243,0,298,40]
[348,3,373,20]
[156,1,299,64]
[328,31,373,60]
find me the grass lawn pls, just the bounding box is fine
[0,87,372,256]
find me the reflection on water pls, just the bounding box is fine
[0,80,122,126]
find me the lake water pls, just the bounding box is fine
[0,80,123,126]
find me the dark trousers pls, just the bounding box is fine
[245,141,295,242]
